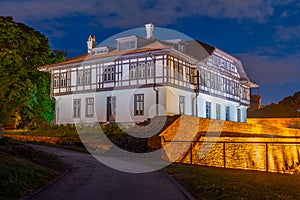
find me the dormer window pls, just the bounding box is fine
[116,36,137,51]
[91,46,109,55]
[119,40,136,51]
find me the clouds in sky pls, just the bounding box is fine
[237,52,300,85]
[274,25,300,42]
[0,0,292,28]
[1,0,299,104]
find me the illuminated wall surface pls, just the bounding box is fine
[161,116,300,174]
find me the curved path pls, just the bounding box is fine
[26,144,195,200]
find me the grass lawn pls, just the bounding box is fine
[164,164,300,200]
[0,139,68,200]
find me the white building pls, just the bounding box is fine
[39,24,258,124]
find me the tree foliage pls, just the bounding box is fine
[0,16,66,127]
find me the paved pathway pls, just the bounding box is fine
[26,144,195,200]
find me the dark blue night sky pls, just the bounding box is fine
[1,0,299,105]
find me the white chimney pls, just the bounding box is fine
[87,35,96,53]
[145,23,154,39]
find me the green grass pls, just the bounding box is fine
[164,164,300,200]
[0,140,68,200]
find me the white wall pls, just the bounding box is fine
[54,87,166,124]
[55,85,248,124]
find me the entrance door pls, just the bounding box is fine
[107,96,116,122]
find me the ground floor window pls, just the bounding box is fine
[85,98,94,117]
[107,96,116,121]
[216,103,221,120]
[73,99,81,118]
[179,96,185,114]
[225,106,230,121]
[206,101,211,119]
[134,94,144,116]
[237,108,241,122]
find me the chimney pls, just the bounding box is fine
[145,23,154,39]
[87,35,96,53]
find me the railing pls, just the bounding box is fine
[163,138,300,173]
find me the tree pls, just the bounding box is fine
[0,16,66,128]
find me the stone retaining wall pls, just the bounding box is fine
[160,116,300,174]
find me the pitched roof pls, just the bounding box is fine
[38,47,169,71]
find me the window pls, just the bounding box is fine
[216,104,221,120]
[84,69,91,84]
[85,98,94,117]
[206,101,211,119]
[134,94,144,116]
[73,99,81,118]
[237,108,241,122]
[60,73,67,87]
[54,74,59,88]
[225,106,230,121]
[119,40,136,51]
[107,96,116,121]
[178,63,183,80]
[77,70,84,85]
[147,62,154,77]
[174,62,179,79]
[76,69,90,85]
[189,68,194,84]
[179,96,185,114]
[130,63,137,79]
[138,63,145,78]
[103,65,115,82]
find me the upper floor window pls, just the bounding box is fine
[118,40,136,51]
[54,74,59,88]
[138,63,145,78]
[60,73,67,87]
[78,69,91,85]
[130,63,137,79]
[103,65,115,82]
[77,70,84,85]
[84,69,91,84]
[147,62,154,77]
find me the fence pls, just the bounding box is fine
[163,138,300,173]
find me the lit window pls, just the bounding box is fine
[134,94,144,116]
[73,99,81,118]
[85,98,94,118]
